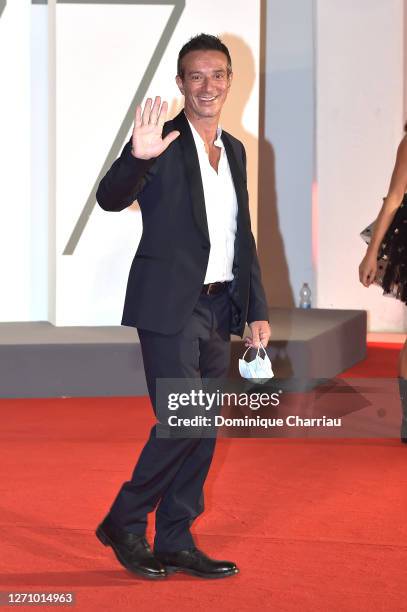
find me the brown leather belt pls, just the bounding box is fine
[201,282,228,296]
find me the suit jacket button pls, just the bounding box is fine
[201,244,209,250]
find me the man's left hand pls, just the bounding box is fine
[244,321,271,349]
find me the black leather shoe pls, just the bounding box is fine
[155,547,239,579]
[96,515,167,579]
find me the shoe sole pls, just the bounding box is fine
[164,565,239,579]
[95,526,167,580]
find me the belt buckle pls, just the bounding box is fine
[206,283,215,295]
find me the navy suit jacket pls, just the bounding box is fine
[96,110,268,337]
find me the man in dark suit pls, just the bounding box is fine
[95,34,270,580]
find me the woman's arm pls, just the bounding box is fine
[359,135,407,287]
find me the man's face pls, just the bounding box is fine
[176,50,232,120]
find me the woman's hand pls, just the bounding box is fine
[359,251,378,287]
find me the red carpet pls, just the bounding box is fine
[1,343,406,611]
[339,342,402,378]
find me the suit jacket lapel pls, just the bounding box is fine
[171,111,250,246]
[173,110,210,244]
[221,131,251,240]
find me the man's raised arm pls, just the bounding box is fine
[96,97,179,212]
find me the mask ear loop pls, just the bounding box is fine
[243,342,269,361]
[242,346,252,361]
[257,342,271,363]
[257,342,266,357]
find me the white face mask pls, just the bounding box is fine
[239,343,274,384]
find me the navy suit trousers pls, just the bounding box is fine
[108,288,231,552]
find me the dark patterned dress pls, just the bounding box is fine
[361,194,407,304]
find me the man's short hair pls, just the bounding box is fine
[177,33,232,79]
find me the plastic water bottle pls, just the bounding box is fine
[299,283,311,309]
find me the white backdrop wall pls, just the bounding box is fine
[263,0,315,307]
[0,0,31,321]
[0,0,260,326]
[316,0,406,331]
[3,0,407,332]
[32,1,48,321]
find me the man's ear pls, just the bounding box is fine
[227,71,233,89]
[175,75,184,95]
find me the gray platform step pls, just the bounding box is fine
[230,307,367,379]
[0,308,366,398]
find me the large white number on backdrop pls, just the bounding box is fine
[54,0,260,326]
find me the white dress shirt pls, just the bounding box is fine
[187,119,238,284]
